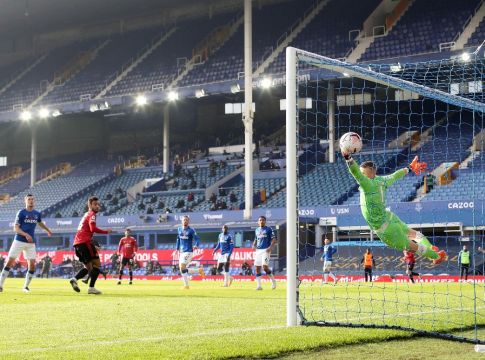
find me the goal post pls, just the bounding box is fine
[285,46,485,343]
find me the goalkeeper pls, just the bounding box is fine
[342,150,447,264]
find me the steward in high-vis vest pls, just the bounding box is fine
[361,248,376,282]
[458,245,471,281]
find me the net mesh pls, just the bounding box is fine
[292,50,485,343]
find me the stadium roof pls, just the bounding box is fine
[0,0,230,39]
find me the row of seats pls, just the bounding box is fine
[361,0,480,61]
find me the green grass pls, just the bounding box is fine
[0,278,483,359]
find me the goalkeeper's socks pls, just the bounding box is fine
[0,267,10,287]
[415,233,439,260]
[416,242,439,260]
[23,270,35,289]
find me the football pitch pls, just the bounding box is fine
[0,278,484,359]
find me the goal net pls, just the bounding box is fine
[285,47,485,343]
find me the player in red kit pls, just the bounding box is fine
[117,228,138,285]
[403,249,421,283]
[69,196,112,294]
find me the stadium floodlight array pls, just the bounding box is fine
[285,46,484,343]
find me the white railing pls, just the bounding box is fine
[439,41,455,52]
[373,25,386,37]
[79,94,91,101]
[348,29,361,42]
[152,83,164,91]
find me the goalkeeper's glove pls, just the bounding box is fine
[408,156,427,175]
[341,150,352,161]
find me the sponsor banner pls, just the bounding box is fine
[104,275,485,283]
[0,199,482,233]
[0,248,256,267]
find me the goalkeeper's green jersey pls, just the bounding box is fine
[347,159,406,229]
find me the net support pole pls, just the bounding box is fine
[286,46,298,327]
[327,81,335,163]
[163,105,170,174]
[30,124,37,187]
[243,0,253,220]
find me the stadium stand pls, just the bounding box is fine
[360,0,481,61]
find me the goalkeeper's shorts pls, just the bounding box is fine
[375,212,411,251]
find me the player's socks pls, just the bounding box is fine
[129,271,133,282]
[23,270,35,289]
[329,273,337,284]
[119,270,123,282]
[89,267,100,288]
[267,271,277,289]
[323,273,329,283]
[256,273,262,289]
[181,269,189,287]
[0,266,11,287]
[223,272,229,286]
[74,268,89,280]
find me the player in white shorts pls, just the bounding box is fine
[176,215,204,289]
[212,225,234,287]
[321,237,337,284]
[0,194,52,293]
[253,216,277,290]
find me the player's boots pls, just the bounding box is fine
[129,281,132,285]
[81,278,89,284]
[271,279,277,290]
[69,278,80,293]
[22,287,30,293]
[88,287,102,295]
[117,281,121,285]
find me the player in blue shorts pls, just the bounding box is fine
[212,225,234,287]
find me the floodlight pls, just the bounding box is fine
[167,91,179,101]
[20,110,32,121]
[135,94,148,106]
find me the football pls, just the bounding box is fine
[339,132,362,154]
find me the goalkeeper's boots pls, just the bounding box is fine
[432,247,448,265]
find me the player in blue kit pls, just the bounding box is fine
[0,194,53,293]
[253,216,277,290]
[212,224,234,287]
[321,238,337,284]
[176,215,204,289]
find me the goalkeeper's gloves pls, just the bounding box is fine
[408,156,427,175]
[341,150,352,161]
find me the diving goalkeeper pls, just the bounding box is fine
[342,150,447,265]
